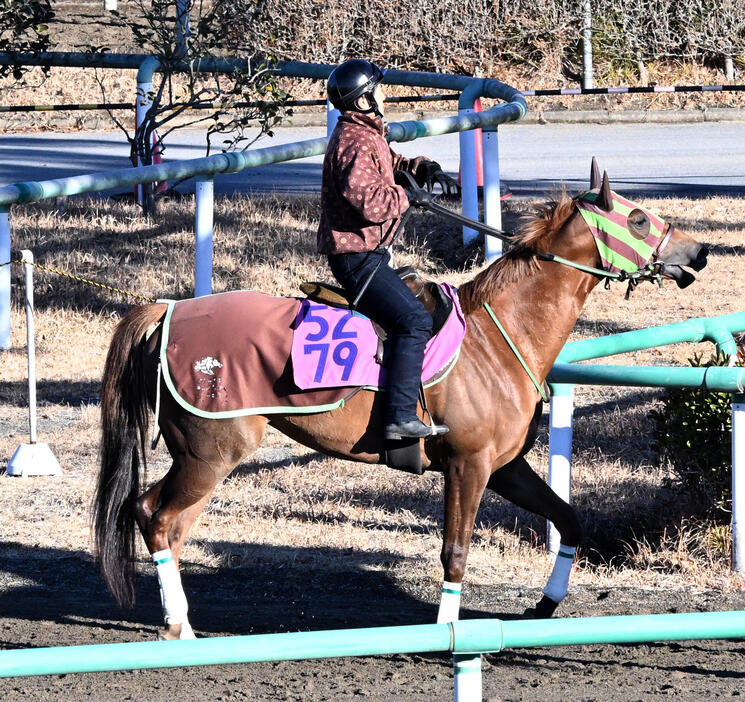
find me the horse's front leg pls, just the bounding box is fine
[437,452,492,623]
[487,456,582,618]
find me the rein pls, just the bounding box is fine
[421,194,671,401]
[421,197,666,294]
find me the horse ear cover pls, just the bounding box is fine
[590,157,601,190]
[596,171,614,211]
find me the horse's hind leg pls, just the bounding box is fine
[487,456,582,618]
[134,460,217,640]
[136,416,267,639]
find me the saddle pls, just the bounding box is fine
[299,266,454,476]
[299,265,453,339]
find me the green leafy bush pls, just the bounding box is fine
[650,349,743,518]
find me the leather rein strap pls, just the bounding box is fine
[421,197,668,285]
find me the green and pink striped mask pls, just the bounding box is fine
[577,190,666,274]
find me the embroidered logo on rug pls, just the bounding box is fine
[193,356,223,376]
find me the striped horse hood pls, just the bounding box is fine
[577,189,666,274]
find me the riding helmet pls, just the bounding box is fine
[327,59,385,113]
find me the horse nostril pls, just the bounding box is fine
[691,245,709,272]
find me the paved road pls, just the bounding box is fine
[1,120,744,199]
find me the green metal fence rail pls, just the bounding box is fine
[1,611,743,678]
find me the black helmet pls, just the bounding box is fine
[327,59,385,115]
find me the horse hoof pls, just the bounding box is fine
[159,622,196,640]
[523,594,559,619]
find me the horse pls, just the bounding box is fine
[93,162,709,639]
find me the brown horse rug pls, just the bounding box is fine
[160,287,466,418]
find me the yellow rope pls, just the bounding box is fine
[0,258,156,304]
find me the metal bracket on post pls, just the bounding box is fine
[6,249,62,478]
[195,177,214,298]
[547,383,574,553]
[732,393,745,574]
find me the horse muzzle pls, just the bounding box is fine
[656,232,709,288]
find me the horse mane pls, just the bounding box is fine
[458,191,578,315]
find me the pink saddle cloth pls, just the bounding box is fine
[291,283,465,390]
[161,284,466,418]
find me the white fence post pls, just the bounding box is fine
[135,80,153,205]
[195,177,214,297]
[481,126,502,261]
[0,205,10,349]
[175,0,191,60]
[453,653,482,702]
[103,0,117,10]
[6,250,62,477]
[547,384,574,553]
[458,106,479,245]
[582,0,593,89]
[732,393,745,574]
[326,99,340,138]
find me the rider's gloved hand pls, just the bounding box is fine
[394,170,433,207]
[414,160,460,196]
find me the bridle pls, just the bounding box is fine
[414,190,673,296]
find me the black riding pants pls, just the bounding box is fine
[328,250,432,425]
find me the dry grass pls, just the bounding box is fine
[1,192,744,597]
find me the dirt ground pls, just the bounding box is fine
[0,549,743,701]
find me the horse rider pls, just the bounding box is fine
[317,58,458,441]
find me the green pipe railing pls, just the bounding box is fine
[1,611,743,678]
[0,56,525,207]
[548,362,745,391]
[558,311,745,363]
[0,53,526,110]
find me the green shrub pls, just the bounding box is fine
[649,349,743,518]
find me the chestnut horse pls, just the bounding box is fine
[94,164,708,639]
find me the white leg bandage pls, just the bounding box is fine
[437,581,462,623]
[543,544,576,603]
[152,549,189,627]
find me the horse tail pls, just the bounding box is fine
[93,303,167,608]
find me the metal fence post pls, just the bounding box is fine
[326,99,340,138]
[135,80,153,205]
[0,205,9,349]
[5,249,62,477]
[582,0,594,90]
[453,654,482,702]
[733,393,745,573]
[548,383,574,553]
[175,0,191,60]
[195,177,214,297]
[482,126,502,261]
[458,106,479,245]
